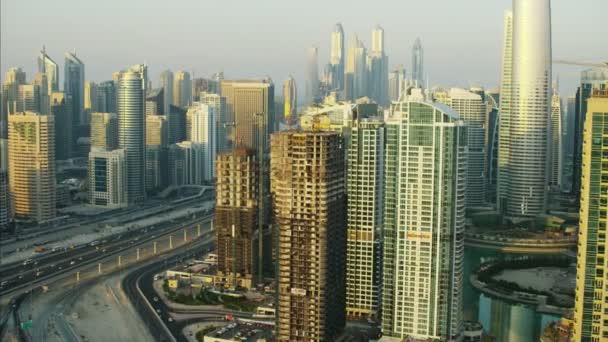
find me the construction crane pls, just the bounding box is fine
[552,59,608,68]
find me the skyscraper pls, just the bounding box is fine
[381,89,465,340]
[8,111,56,222]
[175,141,205,185]
[447,88,486,208]
[38,47,59,96]
[31,73,49,114]
[220,79,274,151]
[145,115,168,194]
[17,84,41,114]
[0,168,8,228]
[306,46,320,105]
[572,68,608,196]
[64,51,85,126]
[330,23,345,90]
[89,148,128,208]
[345,35,368,101]
[572,89,608,341]
[497,10,513,211]
[90,112,118,151]
[411,38,424,87]
[200,92,228,153]
[283,76,297,122]
[97,80,117,113]
[346,118,384,319]
[188,102,216,182]
[173,71,192,108]
[214,147,258,285]
[271,131,346,342]
[145,88,164,116]
[368,26,389,106]
[117,64,147,204]
[549,89,562,188]
[160,70,174,115]
[145,115,168,147]
[388,66,406,102]
[2,67,27,138]
[497,0,552,218]
[50,91,72,160]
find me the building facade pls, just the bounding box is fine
[271,131,346,342]
[50,92,72,160]
[283,76,297,121]
[188,103,216,182]
[64,51,85,126]
[572,90,608,341]
[90,112,118,151]
[214,147,258,285]
[381,91,466,341]
[346,118,384,318]
[88,148,127,208]
[8,112,56,222]
[117,65,147,204]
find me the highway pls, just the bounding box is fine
[0,209,214,299]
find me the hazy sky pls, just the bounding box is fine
[2,0,607,97]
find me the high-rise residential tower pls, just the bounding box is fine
[38,47,59,96]
[497,0,552,218]
[369,26,389,106]
[117,64,147,204]
[381,89,465,340]
[2,67,27,138]
[8,112,56,222]
[64,51,85,126]
[411,38,424,87]
[50,92,72,160]
[388,66,406,102]
[549,89,562,188]
[346,118,384,319]
[345,35,368,101]
[572,68,608,197]
[283,76,297,122]
[330,23,345,90]
[200,92,228,153]
[306,46,320,105]
[271,131,346,342]
[447,88,487,208]
[173,71,192,108]
[214,147,258,285]
[160,70,174,115]
[90,112,118,151]
[188,102,216,182]
[497,10,513,211]
[572,89,608,341]
[220,79,274,151]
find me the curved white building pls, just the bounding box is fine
[117,65,147,204]
[499,0,552,218]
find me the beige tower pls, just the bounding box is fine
[8,111,56,222]
[271,131,346,342]
[220,79,274,151]
[573,89,608,341]
[90,112,118,151]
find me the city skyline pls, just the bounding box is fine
[2,1,606,98]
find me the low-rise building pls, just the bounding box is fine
[203,322,273,342]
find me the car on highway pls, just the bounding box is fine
[0,280,9,288]
[22,259,33,266]
[70,260,76,265]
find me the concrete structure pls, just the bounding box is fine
[283,76,297,121]
[117,64,147,204]
[220,79,274,151]
[8,111,56,222]
[175,141,205,185]
[573,90,608,341]
[50,91,72,160]
[411,38,424,87]
[88,148,127,208]
[447,88,486,208]
[64,51,85,126]
[17,83,41,114]
[167,144,186,186]
[90,112,118,151]
[145,145,166,193]
[173,71,192,108]
[0,169,8,228]
[37,47,59,96]
[271,131,346,342]
[381,89,466,341]
[160,70,173,115]
[497,0,552,219]
[330,23,345,90]
[145,88,164,116]
[146,115,168,146]
[497,10,513,212]
[368,25,389,106]
[346,118,384,319]
[168,104,187,144]
[214,147,258,286]
[188,103,216,181]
